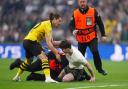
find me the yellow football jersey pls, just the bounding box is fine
[24,20,52,42]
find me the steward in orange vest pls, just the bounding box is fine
[69,6,106,43]
[69,0,107,76]
[74,7,96,43]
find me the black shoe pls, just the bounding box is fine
[98,69,108,76]
[26,73,45,81]
[26,73,34,81]
[9,58,21,70]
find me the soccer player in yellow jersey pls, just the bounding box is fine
[13,13,62,83]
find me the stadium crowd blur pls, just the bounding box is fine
[0,0,128,45]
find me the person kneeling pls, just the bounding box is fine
[57,40,95,82]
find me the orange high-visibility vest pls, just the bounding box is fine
[73,7,97,43]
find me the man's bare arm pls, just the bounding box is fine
[84,62,95,82]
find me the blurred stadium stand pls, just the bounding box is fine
[0,0,128,44]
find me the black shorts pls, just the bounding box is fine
[23,40,43,58]
[64,66,91,81]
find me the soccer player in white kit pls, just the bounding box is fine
[58,40,95,82]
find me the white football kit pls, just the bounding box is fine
[65,46,88,69]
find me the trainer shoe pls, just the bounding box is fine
[26,73,34,81]
[26,73,46,81]
[10,58,21,70]
[98,69,108,76]
[12,76,21,82]
[45,77,58,83]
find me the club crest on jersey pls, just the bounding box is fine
[86,17,93,26]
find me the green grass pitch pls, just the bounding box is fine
[0,59,128,89]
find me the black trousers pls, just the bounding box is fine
[64,66,91,81]
[26,59,42,72]
[78,38,102,71]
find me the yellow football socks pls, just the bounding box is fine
[42,59,50,77]
[16,59,30,76]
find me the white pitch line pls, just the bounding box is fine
[65,84,127,89]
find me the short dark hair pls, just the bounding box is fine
[59,40,71,49]
[49,13,60,20]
